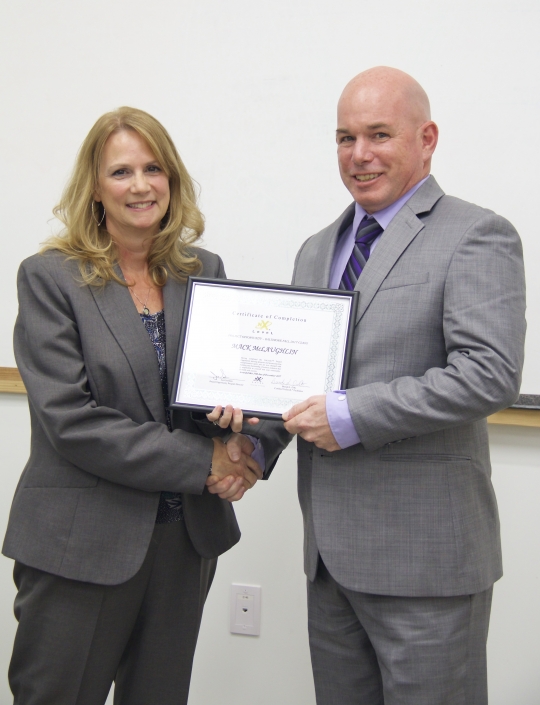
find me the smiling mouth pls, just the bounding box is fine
[355,174,381,182]
[127,201,154,209]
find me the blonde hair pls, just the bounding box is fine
[43,107,204,286]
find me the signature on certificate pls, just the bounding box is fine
[282,379,307,388]
[209,369,241,383]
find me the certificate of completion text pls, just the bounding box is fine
[174,282,355,416]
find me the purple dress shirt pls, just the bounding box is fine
[326,177,429,449]
[246,435,265,472]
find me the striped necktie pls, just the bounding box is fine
[339,215,383,291]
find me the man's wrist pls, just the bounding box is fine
[326,391,361,448]
[244,435,266,473]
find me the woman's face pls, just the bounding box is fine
[94,129,170,242]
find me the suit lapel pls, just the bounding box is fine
[320,208,354,289]
[163,275,187,399]
[90,273,166,423]
[354,176,445,323]
[354,208,424,323]
[305,204,355,288]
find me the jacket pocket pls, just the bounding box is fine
[23,463,99,488]
[378,272,429,291]
[380,453,471,463]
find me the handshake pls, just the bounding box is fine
[205,405,263,503]
[206,433,262,502]
[204,393,339,502]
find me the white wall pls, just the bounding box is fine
[1,0,539,390]
[487,426,540,705]
[1,0,539,703]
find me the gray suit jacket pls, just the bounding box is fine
[3,248,283,585]
[292,176,526,596]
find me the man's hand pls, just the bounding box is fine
[282,395,341,452]
[206,436,262,502]
[206,474,245,502]
[225,433,255,461]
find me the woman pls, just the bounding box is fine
[3,107,264,705]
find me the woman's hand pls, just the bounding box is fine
[206,405,260,433]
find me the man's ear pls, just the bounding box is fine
[421,121,438,159]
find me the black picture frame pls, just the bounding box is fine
[169,277,359,419]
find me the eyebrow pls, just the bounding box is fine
[336,123,392,134]
[106,160,160,171]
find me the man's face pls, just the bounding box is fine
[336,84,436,213]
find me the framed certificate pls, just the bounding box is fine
[170,278,359,419]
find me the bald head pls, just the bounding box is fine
[340,66,431,125]
[336,66,438,213]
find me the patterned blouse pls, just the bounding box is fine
[140,309,184,524]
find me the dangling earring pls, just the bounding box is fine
[160,206,171,230]
[91,201,106,226]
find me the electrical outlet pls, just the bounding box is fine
[230,584,261,636]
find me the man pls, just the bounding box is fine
[280,67,526,704]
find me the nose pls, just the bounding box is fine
[351,138,373,165]
[131,170,150,194]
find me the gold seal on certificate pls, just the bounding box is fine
[170,278,359,418]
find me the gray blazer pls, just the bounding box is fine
[3,248,283,585]
[292,176,526,597]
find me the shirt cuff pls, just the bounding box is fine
[326,391,361,449]
[244,434,266,473]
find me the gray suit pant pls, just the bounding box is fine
[308,560,492,705]
[9,520,217,705]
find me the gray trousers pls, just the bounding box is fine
[9,520,217,705]
[308,560,492,705]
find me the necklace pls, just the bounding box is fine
[130,286,152,315]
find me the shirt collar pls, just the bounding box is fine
[351,175,430,233]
